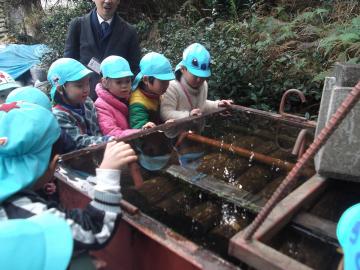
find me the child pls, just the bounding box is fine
[160,43,233,121]
[129,52,175,129]
[337,203,360,270]
[0,213,73,270]
[0,101,137,256]
[0,71,21,103]
[48,58,111,150]
[95,55,139,138]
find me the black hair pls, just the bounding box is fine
[138,76,155,90]
[175,69,182,81]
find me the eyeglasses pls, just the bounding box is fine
[191,58,210,70]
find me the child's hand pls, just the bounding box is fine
[100,141,137,170]
[142,122,156,130]
[190,108,202,116]
[218,99,233,107]
[165,119,175,124]
[44,182,57,195]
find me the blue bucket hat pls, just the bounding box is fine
[6,86,51,111]
[337,203,360,270]
[175,43,211,78]
[47,58,93,100]
[0,212,73,270]
[0,102,60,203]
[101,55,134,79]
[132,52,175,90]
[0,71,21,92]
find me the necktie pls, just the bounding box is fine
[101,21,110,37]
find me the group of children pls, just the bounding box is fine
[0,43,232,269]
[45,42,232,151]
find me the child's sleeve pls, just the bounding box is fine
[96,105,139,138]
[54,110,109,149]
[160,86,190,121]
[203,99,220,112]
[129,103,150,129]
[3,169,123,251]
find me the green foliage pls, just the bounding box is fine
[139,2,359,115]
[39,1,94,67]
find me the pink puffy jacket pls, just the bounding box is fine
[95,83,139,138]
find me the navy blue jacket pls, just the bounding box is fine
[64,9,141,100]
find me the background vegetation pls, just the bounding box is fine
[6,0,360,116]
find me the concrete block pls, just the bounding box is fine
[314,63,360,181]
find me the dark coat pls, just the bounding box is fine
[64,9,141,100]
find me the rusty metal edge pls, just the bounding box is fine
[228,236,312,270]
[58,105,316,162]
[54,172,240,270]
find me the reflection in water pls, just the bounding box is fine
[61,109,320,265]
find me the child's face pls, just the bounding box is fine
[63,76,90,105]
[181,67,206,89]
[103,77,131,100]
[145,77,169,96]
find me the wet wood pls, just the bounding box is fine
[184,201,221,234]
[122,176,179,209]
[166,165,263,213]
[234,164,281,194]
[197,152,249,181]
[256,176,284,200]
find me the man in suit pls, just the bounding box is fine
[64,0,141,100]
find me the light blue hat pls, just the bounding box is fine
[47,58,93,100]
[132,52,175,91]
[337,203,360,270]
[0,102,60,202]
[175,43,211,78]
[6,86,51,111]
[0,212,73,270]
[0,71,21,92]
[101,55,134,79]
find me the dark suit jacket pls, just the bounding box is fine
[64,9,141,100]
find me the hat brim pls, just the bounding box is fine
[31,213,73,270]
[67,68,93,83]
[154,72,175,81]
[187,67,211,78]
[107,71,134,79]
[0,82,21,92]
[337,203,360,246]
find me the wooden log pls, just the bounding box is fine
[197,152,249,181]
[184,201,221,234]
[166,165,263,213]
[121,176,179,210]
[235,165,282,194]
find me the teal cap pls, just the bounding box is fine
[6,86,51,111]
[175,43,211,78]
[0,212,73,270]
[138,153,171,171]
[0,102,60,202]
[101,55,134,79]
[337,203,360,270]
[0,71,21,92]
[132,52,175,90]
[47,58,93,100]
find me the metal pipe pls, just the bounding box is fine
[292,129,308,159]
[279,89,307,120]
[243,80,360,240]
[129,162,144,188]
[184,132,313,176]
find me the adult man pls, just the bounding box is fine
[64,0,141,100]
